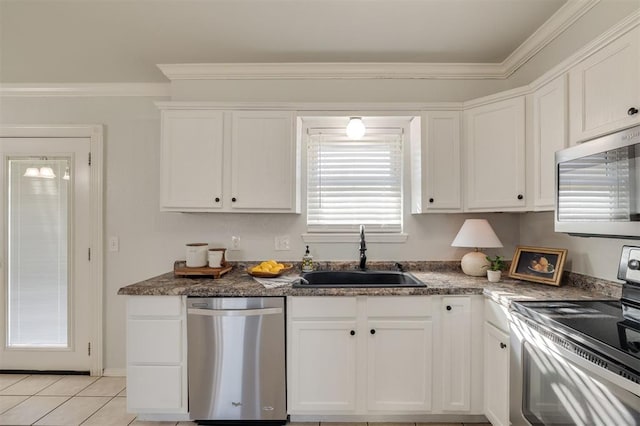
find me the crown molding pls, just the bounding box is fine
[0,83,170,97]
[463,86,531,109]
[501,0,600,78]
[157,62,506,80]
[157,0,601,81]
[528,7,640,91]
[155,101,463,112]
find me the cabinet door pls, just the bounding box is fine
[127,365,185,412]
[423,111,462,212]
[289,321,358,413]
[160,110,224,211]
[440,297,471,411]
[533,76,567,210]
[366,319,433,412]
[484,322,510,426]
[230,111,297,211]
[569,27,640,143]
[464,97,526,211]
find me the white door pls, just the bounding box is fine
[0,137,92,371]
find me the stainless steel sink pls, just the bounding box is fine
[293,270,426,288]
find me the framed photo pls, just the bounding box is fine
[508,245,568,286]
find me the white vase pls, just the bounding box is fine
[487,270,501,282]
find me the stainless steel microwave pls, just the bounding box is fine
[555,125,640,238]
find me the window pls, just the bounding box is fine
[307,130,403,233]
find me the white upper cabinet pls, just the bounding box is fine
[411,111,462,213]
[569,26,640,144]
[230,111,298,211]
[464,97,526,211]
[158,107,300,213]
[532,75,568,210]
[160,110,224,210]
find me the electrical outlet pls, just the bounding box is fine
[275,235,291,251]
[108,236,119,252]
[230,235,241,251]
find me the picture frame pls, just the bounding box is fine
[508,245,568,286]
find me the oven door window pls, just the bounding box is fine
[522,341,640,426]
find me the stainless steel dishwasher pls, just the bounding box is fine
[187,297,286,424]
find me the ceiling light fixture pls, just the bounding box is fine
[346,117,366,139]
[23,167,40,177]
[38,166,56,179]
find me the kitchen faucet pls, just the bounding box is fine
[359,224,367,270]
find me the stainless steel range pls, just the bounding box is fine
[510,245,640,426]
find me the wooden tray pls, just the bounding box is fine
[174,261,232,278]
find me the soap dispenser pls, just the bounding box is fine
[302,245,314,272]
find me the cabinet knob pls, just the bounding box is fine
[446,305,452,311]
[370,329,376,335]
[429,198,434,203]
[350,330,355,336]
[500,342,507,349]
[517,194,524,200]
[214,197,220,203]
[628,107,639,116]
[232,197,237,202]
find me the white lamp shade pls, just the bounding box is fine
[451,219,503,248]
[23,167,40,177]
[346,117,366,139]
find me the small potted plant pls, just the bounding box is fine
[486,255,505,282]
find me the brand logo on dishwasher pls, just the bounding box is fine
[231,402,242,407]
[622,130,640,140]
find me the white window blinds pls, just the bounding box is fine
[557,147,632,221]
[307,133,403,233]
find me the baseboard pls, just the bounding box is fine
[102,368,126,377]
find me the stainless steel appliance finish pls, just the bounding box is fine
[510,245,640,425]
[555,124,640,238]
[187,297,286,424]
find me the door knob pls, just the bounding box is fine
[350,330,355,336]
[370,329,376,335]
[628,107,639,116]
[500,342,507,349]
[446,305,452,311]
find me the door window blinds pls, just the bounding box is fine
[307,133,403,233]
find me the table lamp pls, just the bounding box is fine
[451,219,503,276]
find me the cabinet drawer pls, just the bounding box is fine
[367,296,432,317]
[484,298,510,333]
[127,365,185,412]
[289,297,357,319]
[127,319,183,364]
[128,296,183,317]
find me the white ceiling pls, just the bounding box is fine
[0,0,572,82]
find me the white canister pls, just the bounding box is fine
[208,248,226,268]
[186,243,208,267]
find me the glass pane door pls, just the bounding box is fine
[7,157,70,348]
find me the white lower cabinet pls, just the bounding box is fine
[288,296,433,416]
[288,295,483,420]
[483,298,511,426]
[289,320,358,412]
[126,296,188,417]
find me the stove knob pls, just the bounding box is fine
[629,259,640,270]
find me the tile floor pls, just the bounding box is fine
[0,374,491,426]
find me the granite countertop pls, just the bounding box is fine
[117,261,623,308]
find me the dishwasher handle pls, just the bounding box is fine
[187,307,283,317]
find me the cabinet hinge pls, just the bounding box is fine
[88,248,91,261]
[88,152,92,166]
[88,342,91,356]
